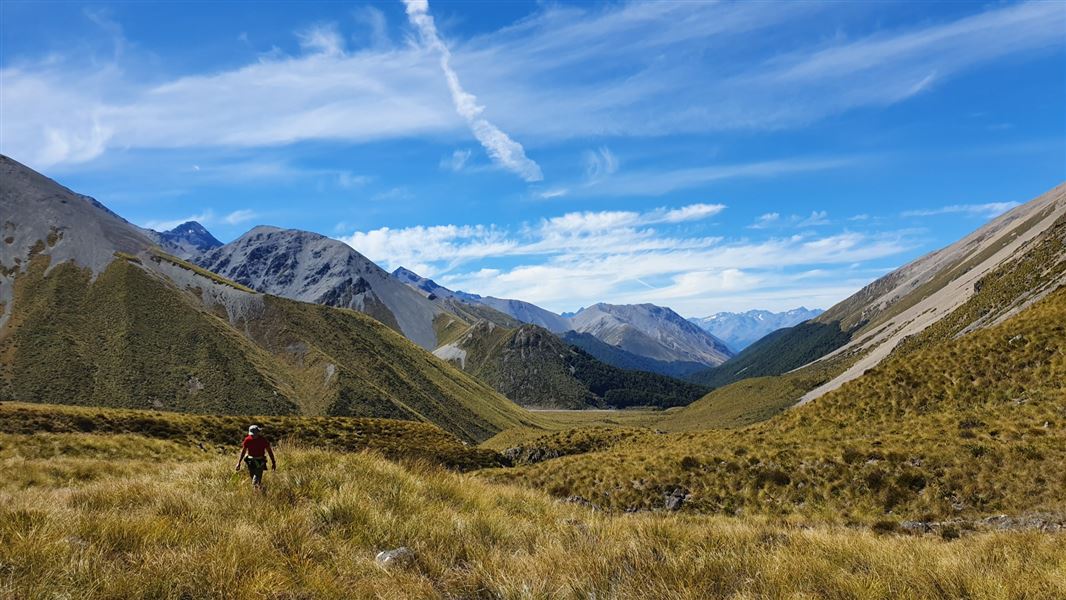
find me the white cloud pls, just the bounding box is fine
[750,212,780,229]
[749,210,831,229]
[142,212,213,232]
[650,203,726,224]
[402,0,542,182]
[338,202,913,313]
[538,188,569,199]
[902,202,1021,218]
[441,148,472,172]
[223,209,257,225]
[4,1,1061,169]
[140,208,257,231]
[795,210,830,227]
[296,23,345,57]
[353,6,390,49]
[583,146,618,182]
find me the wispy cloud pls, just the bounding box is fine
[140,208,257,231]
[142,213,213,232]
[223,209,257,225]
[402,0,542,182]
[583,146,618,182]
[296,23,345,57]
[4,1,1060,169]
[750,213,780,229]
[796,210,830,227]
[584,157,855,197]
[440,148,472,172]
[901,202,1021,218]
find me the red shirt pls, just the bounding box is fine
[242,435,272,458]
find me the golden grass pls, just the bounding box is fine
[481,408,665,450]
[485,288,1066,523]
[2,439,1063,599]
[0,402,505,471]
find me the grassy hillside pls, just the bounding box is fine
[2,433,1062,598]
[691,193,1064,392]
[681,209,1066,427]
[0,402,504,470]
[658,356,847,431]
[0,254,538,442]
[441,324,709,409]
[486,286,1066,524]
[690,320,851,388]
[1,256,294,415]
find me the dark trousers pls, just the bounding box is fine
[244,456,267,486]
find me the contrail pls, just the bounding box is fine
[403,0,543,182]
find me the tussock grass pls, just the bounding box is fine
[481,409,665,451]
[2,441,1063,599]
[486,288,1066,523]
[0,402,505,470]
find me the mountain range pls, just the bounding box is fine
[6,152,1060,437]
[689,308,824,352]
[391,267,735,376]
[194,226,460,350]
[433,322,708,409]
[0,155,535,442]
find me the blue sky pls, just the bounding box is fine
[2,0,1064,316]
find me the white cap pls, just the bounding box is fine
[248,425,262,435]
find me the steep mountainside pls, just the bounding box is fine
[489,285,1066,522]
[694,184,1066,393]
[470,296,573,333]
[196,228,462,349]
[689,307,823,352]
[393,267,736,377]
[433,323,708,409]
[569,303,733,367]
[144,221,222,259]
[560,331,708,379]
[0,155,536,442]
[395,267,572,333]
[391,266,521,331]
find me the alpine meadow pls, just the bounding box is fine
[1,0,1064,598]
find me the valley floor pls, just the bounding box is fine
[2,433,1063,599]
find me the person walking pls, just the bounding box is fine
[235,424,276,491]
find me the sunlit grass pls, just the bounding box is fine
[2,440,1063,599]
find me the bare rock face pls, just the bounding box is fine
[197,227,446,349]
[144,221,222,259]
[569,303,734,367]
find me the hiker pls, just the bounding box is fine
[235,424,276,490]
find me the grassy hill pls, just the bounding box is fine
[485,286,1066,524]
[1,155,541,443]
[674,206,1066,429]
[2,424,1062,597]
[0,402,504,470]
[0,254,539,442]
[691,185,1064,392]
[437,323,709,409]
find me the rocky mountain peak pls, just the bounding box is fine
[149,220,223,258]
